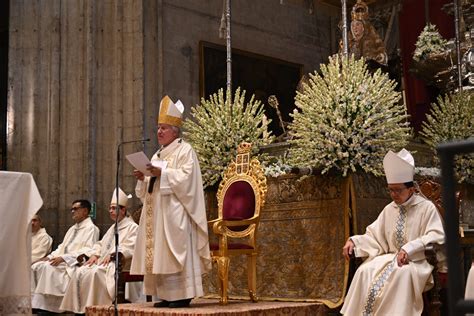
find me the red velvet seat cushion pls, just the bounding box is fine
[223,181,255,221]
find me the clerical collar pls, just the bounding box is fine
[398,192,417,208]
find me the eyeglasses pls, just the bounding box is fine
[386,187,408,195]
[71,206,84,212]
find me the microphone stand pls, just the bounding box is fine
[114,138,149,316]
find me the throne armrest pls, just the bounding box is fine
[212,215,259,234]
[208,218,219,226]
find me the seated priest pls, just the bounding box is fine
[59,188,139,313]
[341,149,445,315]
[31,213,53,264]
[31,199,100,313]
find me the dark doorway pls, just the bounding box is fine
[199,41,302,137]
[0,1,9,170]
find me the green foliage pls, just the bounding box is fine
[421,91,474,183]
[287,55,411,177]
[413,23,448,62]
[183,88,275,188]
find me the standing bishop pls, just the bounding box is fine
[130,95,212,308]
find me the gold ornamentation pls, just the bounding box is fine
[351,0,369,21]
[158,95,183,127]
[209,142,267,304]
[145,193,154,274]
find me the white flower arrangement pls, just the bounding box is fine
[415,167,441,178]
[413,23,448,62]
[183,88,275,188]
[263,158,292,178]
[420,91,474,183]
[287,55,411,177]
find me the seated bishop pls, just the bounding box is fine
[59,188,139,313]
[31,199,100,313]
[341,149,445,315]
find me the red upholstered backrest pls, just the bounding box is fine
[222,180,256,221]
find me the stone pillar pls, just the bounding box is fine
[7,0,158,238]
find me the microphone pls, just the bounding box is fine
[113,137,149,315]
[119,138,150,146]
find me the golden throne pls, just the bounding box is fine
[208,142,267,304]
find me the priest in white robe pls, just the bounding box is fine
[341,149,445,316]
[31,214,53,264]
[60,188,139,313]
[31,199,100,313]
[130,95,212,308]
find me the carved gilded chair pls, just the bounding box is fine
[208,142,267,304]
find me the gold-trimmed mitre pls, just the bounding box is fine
[157,95,184,127]
[352,0,369,21]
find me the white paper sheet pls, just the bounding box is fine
[126,151,168,177]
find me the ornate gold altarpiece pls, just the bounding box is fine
[203,172,390,308]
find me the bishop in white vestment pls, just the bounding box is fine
[341,149,445,316]
[60,188,139,313]
[31,199,100,313]
[130,96,212,308]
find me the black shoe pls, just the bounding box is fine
[153,300,169,307]
[168,298,192,308]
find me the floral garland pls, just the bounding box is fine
[287,55,411,177]
[183,88,274,188]
[420,91,474,183]
[413,23,448,62]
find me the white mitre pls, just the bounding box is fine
[111,187,132,207]
[158,95,184,127]
[383,148,415,184]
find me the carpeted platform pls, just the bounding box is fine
[85,298,329,315]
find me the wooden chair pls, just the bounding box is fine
[208,142,267,304]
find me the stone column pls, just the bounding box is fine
[7,0,159,238]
